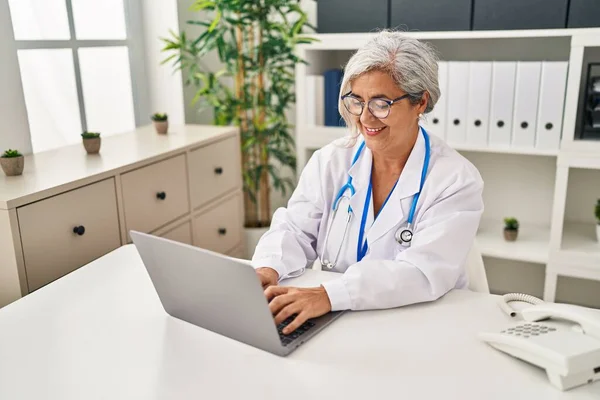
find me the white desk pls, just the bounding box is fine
[0,245,598,399]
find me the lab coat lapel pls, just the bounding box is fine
[366,129,426,247]
[347,142,372,220]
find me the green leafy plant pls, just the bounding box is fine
[151,113,168,121]
[2,149,22,158]
[595,199,600,224]
[504,217,519,231]
[161,0,317,227]
[81,131,100,139]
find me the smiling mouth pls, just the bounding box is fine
[364,126,385,133]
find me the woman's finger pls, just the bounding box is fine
[264,285,289,301]
[268,293,295,315]
[274,302,301,326]
[282,310,310,335]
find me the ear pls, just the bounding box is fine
[418,92,430,114]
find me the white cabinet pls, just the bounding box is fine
[0,124,244,307]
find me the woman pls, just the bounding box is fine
[252,30,484,335]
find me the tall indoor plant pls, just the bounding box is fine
[162,0,315,232]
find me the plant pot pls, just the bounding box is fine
[503,228,518,242]
[244,226,269,259]
[83,137,101,154]
[153,120,168,134]
[0,155,24,176]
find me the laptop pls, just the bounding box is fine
[129,230,346,356]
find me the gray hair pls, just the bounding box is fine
[338,30,441,137]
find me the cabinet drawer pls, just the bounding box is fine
[121,154,190,236]
[193,193,242,254]
[391,0,471,31]
[17,179,121,292]
[189,136,240,210]
[473,0,568,30]
[161,221,192,245]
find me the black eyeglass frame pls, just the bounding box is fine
[340,91,413,119]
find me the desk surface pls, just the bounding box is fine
[0,245,598,400]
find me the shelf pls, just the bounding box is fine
[476,220,550,264]
[560,222,600,264]
[299,126,559,156]
[300,28,600,51]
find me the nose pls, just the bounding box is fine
[359,105,378,125]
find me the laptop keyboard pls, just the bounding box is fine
[277,316,316,346]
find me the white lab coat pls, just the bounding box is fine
[251,127,484,311]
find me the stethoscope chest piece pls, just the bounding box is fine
[395,226,413,247]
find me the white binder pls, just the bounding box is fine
[488,62,517,147]
[467,62,492,146]
[305,75,324,126]
[535,61,568,150]
[512,62,542,149]
[422,61,448,139]
[446,61,469,145]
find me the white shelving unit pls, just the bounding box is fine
[294,27,600,304]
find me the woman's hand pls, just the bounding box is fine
[255,267,279,289]
[265,286,332,334]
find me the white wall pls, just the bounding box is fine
[141,0,185,126]
[0,0,32,154]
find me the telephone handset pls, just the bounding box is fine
[478,293,600,391]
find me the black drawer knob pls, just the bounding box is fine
[545,122,553,130]
[497,120,504,128]
[218,228,227,235]
[453,119,460,126]
[156,191,166,200]
[214,167,223,175]
[474,119,481,127]
[73,225,85,236]
[521,121,528,129]
[433,118,439,124]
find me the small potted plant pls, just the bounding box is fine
[595,199,600,243]
[81,131,101,154]
[151,112,168,134]
[503,217,519,241]
[0,149,24,176]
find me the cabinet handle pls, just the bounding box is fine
[521,121,528,129]
[156,191,166,200]
[497,120,504,128]
[545,122,553,130]
[474,119,481,127]
[218,228,227,235]
[214,167,223,175]
[73,225,85,236]
[453,119,460,126]
[432,118,439,124]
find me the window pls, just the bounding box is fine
[8,0,146,153]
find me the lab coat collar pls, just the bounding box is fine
[366,127,427,247]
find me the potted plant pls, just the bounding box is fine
[1,149,24,176]
[81,131,101,154]
[595,199,600,243]
[503,217,519,241]
[162,0,315,258]
[151,112,169,134]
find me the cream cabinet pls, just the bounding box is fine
[0,125,244,308]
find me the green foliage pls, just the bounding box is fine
[151,113,168,121]
[161,0,317,225]
[1,149,22,158]
[595,199,600,223]
[504,217,519,230]
[81,131,101,139]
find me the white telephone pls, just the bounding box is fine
[478,293,600,391]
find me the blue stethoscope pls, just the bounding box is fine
[320,127,431,270]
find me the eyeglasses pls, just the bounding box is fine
[341,91,412,119]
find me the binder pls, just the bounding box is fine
[422,61,448,139]
[488,62,517,147]
[511,62,542,149]
[324,69,344,127]
[535,61,568,150]
[446,61,469,145]
[306,75,325,126]
[467,62,492,146]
